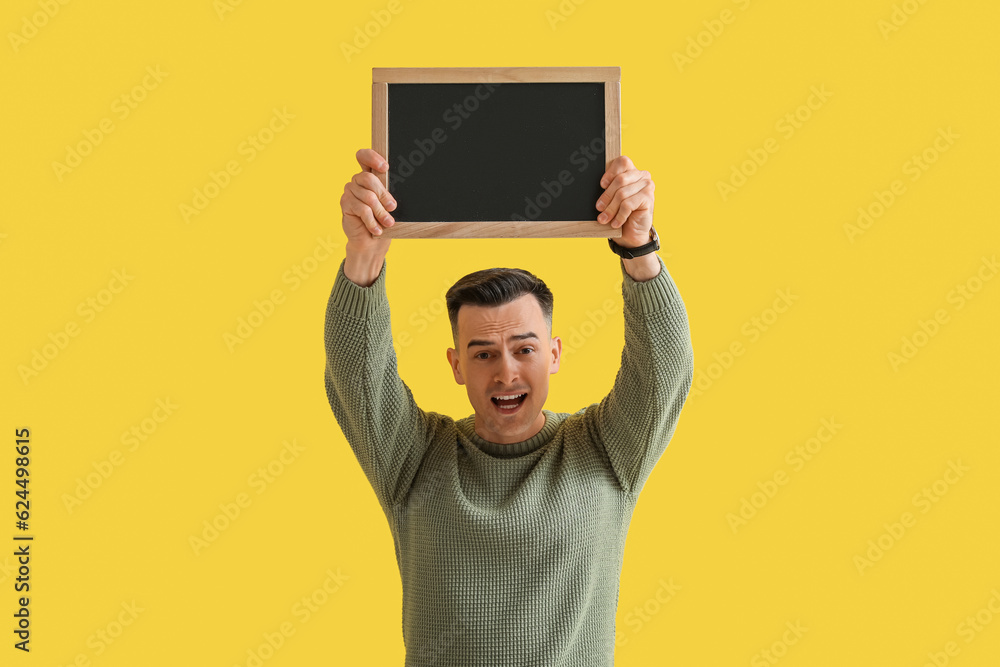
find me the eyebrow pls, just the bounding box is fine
[466,332,540,350]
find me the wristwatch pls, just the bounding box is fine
[608,226,659,259]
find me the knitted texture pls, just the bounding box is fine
[323,254,694,666]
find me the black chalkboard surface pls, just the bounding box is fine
[372,67,621,238]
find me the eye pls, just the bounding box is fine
[520,347,534,354]
[475,352,490,360]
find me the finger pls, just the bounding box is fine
[604,180,653,228]
[356,148,390,174]
[599,155,635,188]
[347,180,395,229]
[597,170,649,223]
[351,171,397,219]
[352,169,394,202]
[607,191,651,230]
[351,162,397,211]
[343,204,383,237]
[341,193,382,236]
[345,181,394,234]
[596,168,646,212]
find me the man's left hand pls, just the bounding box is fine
[596,155,655,248]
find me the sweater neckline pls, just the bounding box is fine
[457,409,561,458]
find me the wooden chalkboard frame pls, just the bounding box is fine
[372,66,621,239]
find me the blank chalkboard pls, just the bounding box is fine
[371,67,621,238]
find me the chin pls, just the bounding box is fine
[497,406,542,436]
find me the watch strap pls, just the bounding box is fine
[608,226,659,259]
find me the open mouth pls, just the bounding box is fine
[491,393,527,412]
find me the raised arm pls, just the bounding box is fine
[582,156,695,496]
[582,254,694,496]
[324,149,433,509]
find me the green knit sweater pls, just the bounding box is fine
[323,253,693,666]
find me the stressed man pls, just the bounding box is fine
[324,148,694,665]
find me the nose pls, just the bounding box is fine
[494,350,518,386]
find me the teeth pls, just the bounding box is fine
[493,393,526,401]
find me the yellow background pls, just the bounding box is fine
[3,0,998,664]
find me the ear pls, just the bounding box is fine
[446,347,465,385]
[549,335,562,374]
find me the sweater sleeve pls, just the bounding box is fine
[323,257,433,509]
[581,253,694,497]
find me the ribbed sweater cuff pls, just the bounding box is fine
[619,253,685,313]
[329,257,389,320]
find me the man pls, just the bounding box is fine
[325,148,694,665]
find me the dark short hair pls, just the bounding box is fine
[446,268,554,344]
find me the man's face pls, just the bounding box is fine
[446,294,561,445]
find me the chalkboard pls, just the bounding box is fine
[372,67,621,238]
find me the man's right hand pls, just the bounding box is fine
[340,148,397,286]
